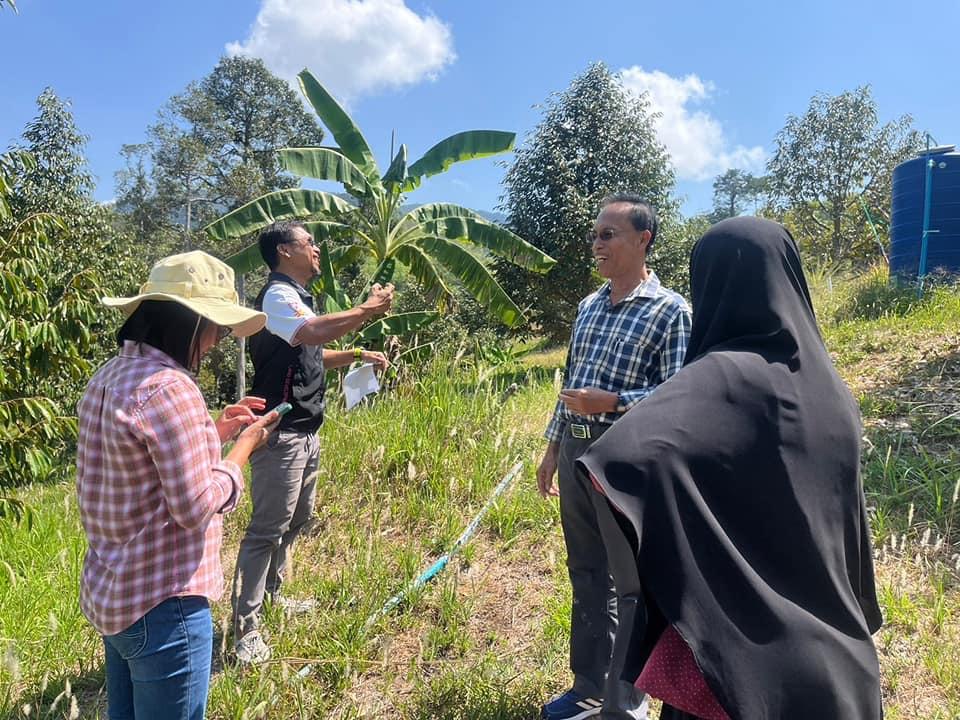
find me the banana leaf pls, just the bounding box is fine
[279,147,372,198]
[297,70,382,188]
[358,311,439,342]
[424,215,556,273]
[205,189,354,241]
[405,131,515,191]
[419,236,524,327]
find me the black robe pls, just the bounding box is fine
[578,217,883,719]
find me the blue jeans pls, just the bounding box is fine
[103,596,212,720]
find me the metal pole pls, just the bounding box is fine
[917,157,935,298]
[185,198,192,252]
[858,195,887,263]
[235,273,246,400]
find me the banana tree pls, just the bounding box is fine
[204,68,556,329]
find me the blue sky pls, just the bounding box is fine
[2,0,956,218]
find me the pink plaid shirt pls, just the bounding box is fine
[76,341,243,636]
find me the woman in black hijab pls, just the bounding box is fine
[578,217,882,719]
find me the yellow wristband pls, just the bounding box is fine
[354,347,363,361]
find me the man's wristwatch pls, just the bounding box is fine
[354,347,364,361]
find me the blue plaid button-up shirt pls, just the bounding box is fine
[545,271,691,442]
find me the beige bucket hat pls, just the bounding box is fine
[102,251,266,338]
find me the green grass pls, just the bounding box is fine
[811,268,960,716]
[0,486,104,717]
[0,350,568,719]
[4,273,960,718]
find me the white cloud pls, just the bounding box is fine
[618,66,765,181]
[227,0,456,104]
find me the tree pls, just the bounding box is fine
[767,86,921,265]
[6,90,150,443]
[15,89,95,217]
[11,89,146,388]
[114,143,183,264]
[0,151,103,520]
[115,144,155,235]
[204,69,555,331]
[113,58,328,399]
[146,56,326,248]
[150,122,215,246]
[495,63,677,341]
[12,89,145,296]
[710,169,767,221]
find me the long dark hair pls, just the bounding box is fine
[117,299,212,372]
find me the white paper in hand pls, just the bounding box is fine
[343,363,380,410]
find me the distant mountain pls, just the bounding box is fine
[476,210,507,225]
[400,204,507,226]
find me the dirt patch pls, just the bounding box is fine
[834,330,960,457]
[330,539,562,718]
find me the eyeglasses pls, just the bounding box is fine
[585,228,621,244]
[216,325,232,342]
[280,237,318,249]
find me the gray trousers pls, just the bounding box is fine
[232,429,319,640]
[559,429,648,720]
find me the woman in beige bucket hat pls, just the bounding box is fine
[76,251,279,720]
[101,250,267,366]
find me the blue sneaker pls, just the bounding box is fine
[541,689,603,720]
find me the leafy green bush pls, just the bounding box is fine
[0,152,102,519]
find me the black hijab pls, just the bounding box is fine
[578,217,882,720]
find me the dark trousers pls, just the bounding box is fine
[658,707,702,720]
[584,445,697,720]
[558,428,647,719]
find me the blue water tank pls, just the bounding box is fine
[890,145,960,279]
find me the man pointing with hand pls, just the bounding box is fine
[231,220,392,664]
[537,194,690,720]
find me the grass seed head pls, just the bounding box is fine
[2,643,20,683]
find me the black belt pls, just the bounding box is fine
[567,422,611,440]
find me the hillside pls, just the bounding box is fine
[1,275,960,719]
[818,278,960,719]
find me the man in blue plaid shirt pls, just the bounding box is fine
[538,193,691,720]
